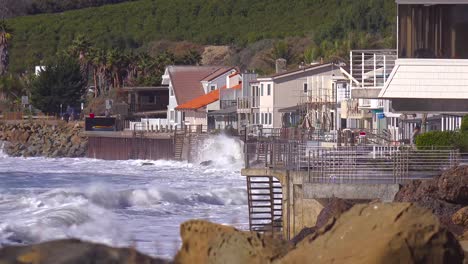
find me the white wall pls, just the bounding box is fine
[184,111,207,126]
[258,81,274,128]
[167,80,182,126]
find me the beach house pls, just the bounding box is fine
[161,65,235,127]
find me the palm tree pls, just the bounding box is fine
[89,48,108,97]
[69,34,92,85]
[0,20,12,76]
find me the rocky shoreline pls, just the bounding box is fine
[0,202,466,264]
[0,122,87,158]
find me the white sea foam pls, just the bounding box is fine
[194,134,244,169]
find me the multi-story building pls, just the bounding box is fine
[238,62,345,132]
[379,0,468,133]
[342,0,468,141]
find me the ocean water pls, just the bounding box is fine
[0,135,248,258]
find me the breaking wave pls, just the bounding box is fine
[194,134,244,169]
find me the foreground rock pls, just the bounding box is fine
[0,239,169,264]
[395,166,468,236]
[291,198,353,245]
[174,220,291,264]
[278,203,464,264]
[0,122,87,158]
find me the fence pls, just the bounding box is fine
[244,142,460,184]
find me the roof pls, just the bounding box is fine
[201,67,237,82]
[167,66,229,105]
[278,104,306,113]
[259,63,338,81]
[208,106,237,116]
[122,86,168,92]
[379,59,468,99]
[175,83,242,111]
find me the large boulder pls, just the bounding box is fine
[395,172,465,236]
[0,239,169,264]
[438,166,468,204]
[277,203,464,264]
[174,220,291,264]
[453,207,468,228]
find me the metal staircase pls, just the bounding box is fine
[246,176,283,237]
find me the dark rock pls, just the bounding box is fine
[395,168,467,236]
[438,166,468,204]
[0,239,169,264]
[290,227,316,246]
[315,198,353,229]
[200,160,213,166]
[142,162,155,166]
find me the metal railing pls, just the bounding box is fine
[350,50,397,89]
[244,142,460,184]
[242,126,338,142]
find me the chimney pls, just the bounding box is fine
[275,58,287,74]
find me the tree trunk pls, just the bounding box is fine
[0,38,9,76]
[93,68,98,98]
[421,113,428,133]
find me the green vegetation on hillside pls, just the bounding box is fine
[7,0,396,73]
[0,0,135,18]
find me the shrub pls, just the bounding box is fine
[415,131,460,148]
[460,115,468,134]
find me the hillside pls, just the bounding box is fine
[7,0,396,73]
[0,0,136,18]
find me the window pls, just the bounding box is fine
[170,110,175,121]
[175,111,178,123]
[261,84,264,96]
[267,84,271,96]
[210,85,216,91]
[252,114,256,124]
[261,113,264,124]
[303,83,308,93]
[269,113,272,125]
[170,88,174,96]
[256,113,259,124]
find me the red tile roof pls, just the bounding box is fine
[176,83,242,111]
[168,66,229,105]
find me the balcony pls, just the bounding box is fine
[345,50,397,99]
[237,96,259,113]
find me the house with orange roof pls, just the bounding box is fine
[176,71,242,130]
[161,65,237,127]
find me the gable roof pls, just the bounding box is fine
[167,66,230,105]
[258,63,338,81]
[201,67,237,82]
[175,83,242,111]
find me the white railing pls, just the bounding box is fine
[128,118,169,131]
[350,50,397,89]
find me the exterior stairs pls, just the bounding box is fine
[174,131,185,160]
[246,176,283,237]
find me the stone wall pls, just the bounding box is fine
[0,122,87,158]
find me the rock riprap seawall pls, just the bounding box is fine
[0,122,87,157]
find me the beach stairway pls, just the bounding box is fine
[246,176,283,237]
[174,131,185,160]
